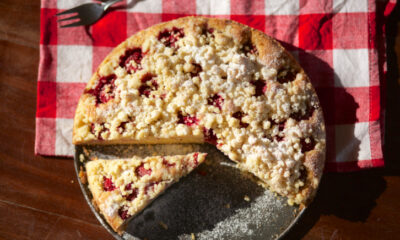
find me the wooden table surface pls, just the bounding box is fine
[0,1,399,239]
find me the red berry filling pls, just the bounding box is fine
[190,63,203,77]
[241,42,258,56]
[300,137,316,153]
[275,135,284,142]
[119,48,145,74]
[269,120,286,141]
[136,163,152,177]
[138,85,152,97]
[125,183,133,190]
[278,121,285,131]
[117,121,128,134]
[158,27,184,48]
[138,73,158,97]
[232,111,249,128]
[117,116,134,134]
[103,176,116,191]
[162,157,176,167]
[290,106,315,121]
[277,70,297,84]
[202,26,214,35]
[190,152,203,168]
[270,119,286,131]
[118,207,131,220]
[144,181,159,194]
[250,80,267,97]
[124,183,138,201]
[91,123,108,140]
[85,74,117,105]
[141,72,154,83]
[177,111,199,126]
[203,127,217,145]
[124,184,138,201]
[193,152,199,166]
[207,94,224,110]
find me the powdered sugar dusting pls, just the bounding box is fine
[77,144,301,240]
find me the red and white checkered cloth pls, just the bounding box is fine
[36,0,396,171]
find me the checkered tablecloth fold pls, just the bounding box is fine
[36,0,396,171]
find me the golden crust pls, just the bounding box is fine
[74,16,326,206]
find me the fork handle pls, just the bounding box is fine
[102,0,123,11]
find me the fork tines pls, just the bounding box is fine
[56,7,83,28]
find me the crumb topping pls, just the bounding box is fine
[86,152,206,230]
[75,18,325,205]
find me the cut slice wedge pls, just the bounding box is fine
[85,152,207,234]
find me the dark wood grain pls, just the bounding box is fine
[0,1,399,239]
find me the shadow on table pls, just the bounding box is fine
[283,3,400,239]
[282,171,387,240]
[382,1,400,176]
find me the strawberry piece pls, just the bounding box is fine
[266,120,286,142]
[275,135,284,142]
[300,137,316,153]
[103,176,116,191]
[232,111,249,128]
[117,121,128,134]
[241,42,258,56]
[125,188,138,201]
[136,163,152,177]
[277,70,297,84]
[162,158,176,167]
[193,152,199,166]
[90,123,108,140]
[119,48,145,74]
[144,182,159,194]
[158,27,185,48]
[290,106,315,121]
[203,128,217,145]
[118,207,131,220]
[190,63,202,77]
[138,85,152,97]
[250,80,267,97]
[270,119,286,131]
[177,112,199,126]
[207,94,224,110]
[202,26,214,35]
[140,73,154,83]
[138,73,158,97]
[278,122,285,131]
[85,74,117,105]
[124,183,133,191]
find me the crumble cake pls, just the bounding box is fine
[86,152,207,234]
[74,16,326,206]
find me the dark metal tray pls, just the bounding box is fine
[74,143,306,240]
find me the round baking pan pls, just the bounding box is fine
[74,143,307,240]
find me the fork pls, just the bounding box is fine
[56,0,123,28]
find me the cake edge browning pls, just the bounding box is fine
[74,16,326,206]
